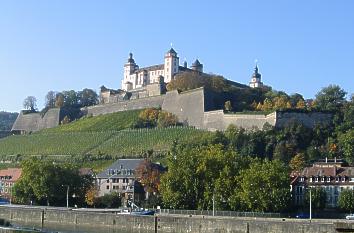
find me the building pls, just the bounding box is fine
[0,168,22,201]
[291,158,354,208]
[121,48,204,91]
[96,159,145,206]
[249,64,263,88]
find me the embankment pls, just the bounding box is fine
[0,206,350,233]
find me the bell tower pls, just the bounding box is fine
[164,48,179,83]
[249,62,263,88]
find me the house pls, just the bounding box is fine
[291,158,354,208]
[96,159,145,206]
[0,168,22,201]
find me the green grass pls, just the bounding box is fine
[44,109,142,132]
[0,127,208,158]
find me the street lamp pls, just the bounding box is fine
[309,188,312,221]
[62,185,69,208]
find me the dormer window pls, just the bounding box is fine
[336,177,340,182]
[315,177,319,182]
[342,176,346,182]
[309,177,313,182]
[321,176,325,182]
[327,177,331,182]
[300,177,304,182]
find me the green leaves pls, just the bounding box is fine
[13,158,92,206]
[338,189,354,212]
[235,159,291,212]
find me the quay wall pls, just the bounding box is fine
[0,206,347,233]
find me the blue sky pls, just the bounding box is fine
[0,0,353,112]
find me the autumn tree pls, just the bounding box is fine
[135,159,164,196]
[289,153,306,171]
[224,100,232,112]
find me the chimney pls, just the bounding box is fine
[183,60,187,68]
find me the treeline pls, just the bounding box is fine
[0,112,18,131]
[159,88,353,211]
[22,88,98,113]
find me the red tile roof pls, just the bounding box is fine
[0,168,22,182]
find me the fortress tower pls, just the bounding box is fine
[164,48,179,83]
[249,64,263,88]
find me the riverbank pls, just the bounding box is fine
[0,205,350,233]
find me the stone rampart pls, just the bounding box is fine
[203,111,277,131]
[162,88,205,129]
[0,206,347,233]
[11,108,61,133]
[275,111,332,128]
[84,95,165,117]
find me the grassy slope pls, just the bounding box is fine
[44,109,141,132]
[0,110,209,159]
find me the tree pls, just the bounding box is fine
[304,187,326,210]
[296,99,306,109]
[235,159,291,212]
[78,88,98,107]
[338,189,354,212]
[85,185,99,207]
[289,153,306,171]
[62,90,79,107]
[13,158,93,207]
[45,91,56,108]
[314,85,347,111]
[157,111,179,128]
[135,159,163,196]
[23,96,37,111]
[224,101,232,112]
[96,192,121,208]
[55,93,64,108]
[338,129,354,164]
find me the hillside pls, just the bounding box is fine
[44,109,141,132]
[0,110,210,161]
[0,111,18,130]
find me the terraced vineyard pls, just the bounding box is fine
[44,109,141,132]
[0,127,209,157]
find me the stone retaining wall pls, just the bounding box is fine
[0,206,346,233]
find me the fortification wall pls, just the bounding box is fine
[11,108,61,133]
[275,111,332,128]
[162,88,205,128]
[84,95,165,117]
[203,110,277,131]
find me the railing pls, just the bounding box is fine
[159,209,283,218]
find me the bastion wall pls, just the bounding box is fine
[11,88,332,133]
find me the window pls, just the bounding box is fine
[106,185,109,190]
[342,177,346,182]
[321,177,325,182]
[300,177,304,182]
[315,177,319,182]
[309,177,313,182]
[336,177,340,182]
[122,186,126,190]
[327,177,331,182]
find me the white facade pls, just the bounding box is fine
[121,48,202,91]
[249,65,263,88]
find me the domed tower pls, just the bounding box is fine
[122,53,138,90]
[191,59,203,73]
[164,48,179,83]
[249,64,263,88]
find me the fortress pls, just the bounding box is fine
[12,48,331,133]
